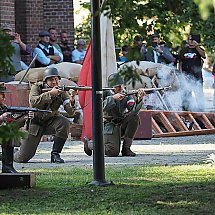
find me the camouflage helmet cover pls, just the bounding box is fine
[108,73,124,87]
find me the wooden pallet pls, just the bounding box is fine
[145,110,215,138]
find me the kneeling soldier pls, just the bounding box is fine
[84,73,145,157]
[14,68,77,163]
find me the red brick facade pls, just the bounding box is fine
[0,0,15,30]
[1,0,74,62]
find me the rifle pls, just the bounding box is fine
[124,86,171,96]
[0,106,52,114]
[18,53,38,84]
[41,85,114,92]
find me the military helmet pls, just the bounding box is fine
[108,73,124,87]
[43,67,61,82]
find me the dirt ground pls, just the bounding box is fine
[2,134,213,171]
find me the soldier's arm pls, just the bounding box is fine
[29,83,52,108]
[62,91,76,116]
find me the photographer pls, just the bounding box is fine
[0,25,32,82]
[179,33,206,111]
[145,33,175,65]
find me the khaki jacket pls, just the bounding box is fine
[28,82,76,135]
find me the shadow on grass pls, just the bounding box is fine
[0,165,215,214]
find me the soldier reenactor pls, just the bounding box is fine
[14,67,77,163]
[84,73,146,157]
[0,82,34,173]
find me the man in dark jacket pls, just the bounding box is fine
[145,33,175,65]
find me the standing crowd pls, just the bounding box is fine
[0,26,86,82]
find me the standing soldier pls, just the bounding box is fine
[0,83,17,173]
[84,73,146,157]
[14,68,77,163]
[0,83,34,173]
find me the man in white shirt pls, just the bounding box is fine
[72,39,86,65]
[33,30,63,68]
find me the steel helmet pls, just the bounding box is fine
[108,73,124,87]
[43,67,61,82]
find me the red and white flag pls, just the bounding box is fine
[78,12,117,141]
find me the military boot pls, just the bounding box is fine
[121,137,136,157]
[51,137,66,163]
[2,144,17,173]
[83,136,92,156]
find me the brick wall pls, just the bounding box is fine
[43,0,74,47]
[0,0,15,31]
[1,0,74,63]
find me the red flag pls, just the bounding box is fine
[78,40,92,140]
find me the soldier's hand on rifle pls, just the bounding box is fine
[24,111,34,120]
[68,89,77,103]
[136,88,146,103]
[0,112,11,122]
[49,87,63,96]
[113,93,125,101]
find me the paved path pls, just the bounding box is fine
[5,134,214,171]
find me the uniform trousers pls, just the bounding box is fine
[104,113,140,156]
[14,115,70,163]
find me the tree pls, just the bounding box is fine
[75,0,215,56]
[0,30,15,76]
[0,30,23,144]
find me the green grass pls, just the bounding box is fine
[1,165,215,215]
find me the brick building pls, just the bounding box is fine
[0,0,74,63]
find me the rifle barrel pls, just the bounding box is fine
[124,86,171,96]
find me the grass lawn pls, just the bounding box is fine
[0,165,215,215]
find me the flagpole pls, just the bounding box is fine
[90,0,111,186]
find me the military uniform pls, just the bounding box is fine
[103,90,142,156]
[14,81,76,163]
[0,83,26,173]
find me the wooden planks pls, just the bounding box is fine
[138,110,215,138]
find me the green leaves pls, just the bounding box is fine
[118,64,143,88]
[0,122,25,145]
[0,30,15,77]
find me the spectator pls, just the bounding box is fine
[72,39,86,65]
[0,25,32,82]
[126,35,146,61]
[48,27,62,53]
[59,31,72,62]
[145,33,175,65]
[33,30,63,68]
[179,33,206,111]
[119,45,128,62]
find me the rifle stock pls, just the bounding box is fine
[124,86,171,96]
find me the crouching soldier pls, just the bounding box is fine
[14,67,77,163]
[84,73,146,157]
[0,82,34,173]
